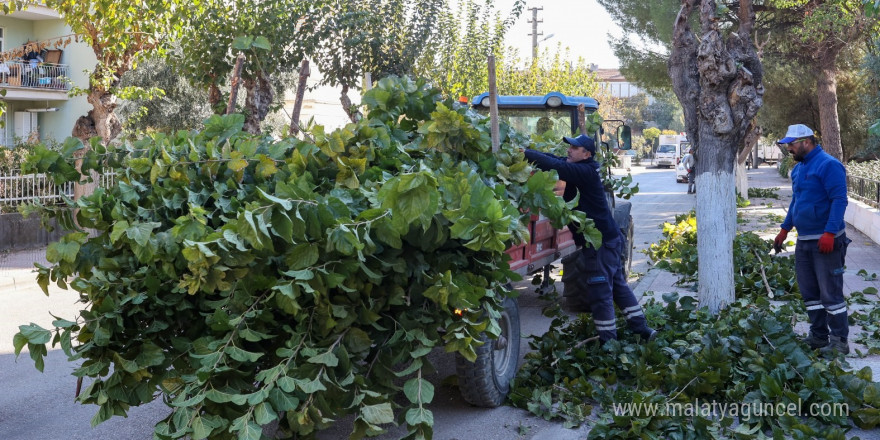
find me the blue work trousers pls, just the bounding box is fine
[568,236,651,341]
[795,233,851,340]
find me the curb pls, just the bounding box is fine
[631,267,662,301]
[0,269,38,291]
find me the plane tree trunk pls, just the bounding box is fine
[669,0,764,314]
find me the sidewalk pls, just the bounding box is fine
[0,246,49,291]
[632,166,880,386]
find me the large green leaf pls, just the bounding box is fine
[361,403,395,425]
[126,222,161,247]
[403,378,435,404]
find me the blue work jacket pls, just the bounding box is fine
[781,146,847,239]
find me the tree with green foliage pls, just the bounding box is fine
[759,46,875,161]
[614,93,650,134]
[596,0,679,95]
[646,91,685,132]
[861,38,880,157]
[763,0,879,160]
[669,0,764,314]
[313,0,445,121]
[867,2,880,146]
[413,0,524,100]
[643,126,660,144]
[495,45,602,99]
[19,0,194,143]
[171,0,327,134]
[642,126,661,156]
[117,56,213,134]
[600,0,879,161]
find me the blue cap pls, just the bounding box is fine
[562,134,596,153]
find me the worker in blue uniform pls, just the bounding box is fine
[524,134,656,343]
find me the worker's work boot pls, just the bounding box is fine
[819,335,850,356]
[802,333,829,350]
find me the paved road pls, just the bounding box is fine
[0,165,711,440]
[625,165,696,278]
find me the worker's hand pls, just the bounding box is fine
[818,232,836,254]
[773,228,789,253]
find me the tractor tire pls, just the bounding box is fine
[455,296,521,407]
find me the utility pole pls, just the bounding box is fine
[528,6,543,60]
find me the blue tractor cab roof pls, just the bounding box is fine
[471,92,599,111]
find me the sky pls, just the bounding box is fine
[498,0,624,68]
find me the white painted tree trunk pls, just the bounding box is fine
[697,170,736,312]
[735,161,748,203]
[669,0,763,314]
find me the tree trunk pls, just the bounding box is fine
[339,84,358,123]
[73,90,121,144]
[71,89,121,202]
[243,70,274,134]
[735,120,761,200]
[669,0,763,314]
[735,161,748,202]
[226,54,246,116]
[815,49,843,161]
[209,83,222,113]
[289,60,311,136]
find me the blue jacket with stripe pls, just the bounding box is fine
[781,145,847,239]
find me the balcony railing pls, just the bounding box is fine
[0,60,70,91]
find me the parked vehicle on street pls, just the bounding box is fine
[654,134,688,168]
[676,160,689,183]
[467,92,635,407]
[757,143,783,166]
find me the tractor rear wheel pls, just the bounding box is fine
[455,296,520,407]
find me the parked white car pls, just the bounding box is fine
[676,161,689,183]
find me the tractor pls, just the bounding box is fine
[454,92,635,407]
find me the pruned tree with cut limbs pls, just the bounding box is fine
[669,0,764,313]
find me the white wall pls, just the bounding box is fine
[845,198,880,245]
[32,19,95,143]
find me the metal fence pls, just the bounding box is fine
[847,174,880,208]
[0,168,116,210]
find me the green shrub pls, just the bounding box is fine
[778,155,794,178]
[747,187,779,199]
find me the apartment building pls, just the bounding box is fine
[0,5,94,147]
[594,68,647,100]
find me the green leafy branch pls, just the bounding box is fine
[13,76,588,439]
